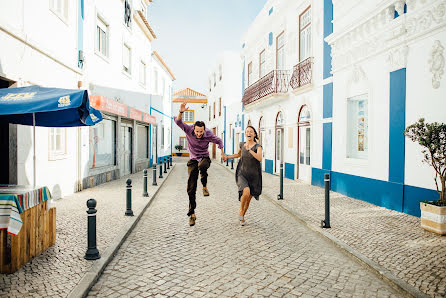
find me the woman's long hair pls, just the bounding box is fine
[246,125,259,142]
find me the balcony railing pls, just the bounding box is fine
[290,57,313,90]
[242,70,290,106]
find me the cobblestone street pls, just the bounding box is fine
[89,159,402,297]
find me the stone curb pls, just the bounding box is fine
[216,162,428,298]
[67,164,176,298]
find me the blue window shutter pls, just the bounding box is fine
[269,7,273,15]
[269,32,273,46]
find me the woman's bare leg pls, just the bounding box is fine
[242,195,252,216]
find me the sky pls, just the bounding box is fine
[147,0,267,94]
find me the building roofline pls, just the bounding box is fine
[152,51,176,80]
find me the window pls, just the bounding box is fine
[137,125,149,159]
[49,128,66,158]
[139,60,146,85]
[248,62,253,86]
[161,125,164,149]
[213,102,216,119]
[88,119,116,168]
[124,0,132,28]
[209,79,212,92]
[259,50,266,78]
[276,32,285,70]
[219,98,222,116]
[209,106,211,121]
[299,7,312,61]
[179,137,188,149]
[123,44,131,74]
[50,0,68,22]
[183,110,194,123]
[213,73,216,86]
[229,124,232,138]
[153,70,158,94]
[96,16,109,57]
[219,64,222,80]
[347,94,368,159]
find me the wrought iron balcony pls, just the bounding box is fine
[290,57,313,90]
[242,70,290,106]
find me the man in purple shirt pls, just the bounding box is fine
[175,102,226,226]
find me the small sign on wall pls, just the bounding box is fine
[288,127,293,148]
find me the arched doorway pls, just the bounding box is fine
[297,105,311,182]
[259,116,265,171]
[275,111,284,174]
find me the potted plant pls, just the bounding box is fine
[404,118,446,235]
[175,144,183,156]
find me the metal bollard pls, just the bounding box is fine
[321,173,331,228]
[169,156,172,166]
[163,158,167,173]
[152,164,157,186]
[166,157,170,170]
[231,158,234,170]
[142,169,149,197]
[84,198,100,260]
[159,162,163,179]
[277,162,284,200]
[226,158,229,167]
[125,179,134,216]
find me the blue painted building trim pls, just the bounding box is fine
[285,163,295,180]
[265,159,274,174]
[389,68,406,184]
[157,154,171,164]
[312,168,439,217]
[322,123,332,171]
[323,0,333,79]
[269,7,273,15]
[323,83,333,119]
[150,107,172,119]
[268,32,273,46]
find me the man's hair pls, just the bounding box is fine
[194,121,206,130]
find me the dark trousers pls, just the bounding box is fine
[186,157,211,216]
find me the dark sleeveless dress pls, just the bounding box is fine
[235,142,262,200]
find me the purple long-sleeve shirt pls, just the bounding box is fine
[174,117,223,161]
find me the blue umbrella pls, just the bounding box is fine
[0,85,103,187]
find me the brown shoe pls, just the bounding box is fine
[189,214,196,226]
[203,187,209,196]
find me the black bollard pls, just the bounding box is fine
[169,156,173,166]
[152,164,157,186]
[163,158,167,173]
[142,169,149,197]
[125,179,134,216]
[231,158,234,170]
[84,198,100,260]
[226,158,229,167]
[167,157,170,170]
[277,162,284,200]
[321,173,331,228]
[159,162,163,179]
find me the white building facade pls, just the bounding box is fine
[241,0,324,184]
[0,0,173,199]
[206,51,242,161]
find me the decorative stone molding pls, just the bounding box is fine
[387,45,409,72]
[429,40,445,89]
[327,0,446,73]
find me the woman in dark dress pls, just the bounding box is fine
[224,126,262,226]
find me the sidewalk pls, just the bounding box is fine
[218,161,446,298]
[0,163,175,298]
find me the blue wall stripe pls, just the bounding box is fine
[312,168,439,217]
[265,159,274,174]
[323,0,333,79]
[389,68,406,184]
[322,123,332,171]
[323,83,333,119]
[285,163,295,180]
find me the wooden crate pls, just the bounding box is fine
[0,203,56,273]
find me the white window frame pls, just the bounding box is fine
[183,110,194,123]
[49,0,68,23]
[347,94,369,159]
[299,7,312,61]
[276,32,285,70]
[139,60,146,85]
[96,14,109,59]
[123,43,132,75]
[49,127,67,160]
[259,50,266,78]
[179,137,188,149]
[248,62,253,86]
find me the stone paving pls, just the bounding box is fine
[0,166,169,298]
[89,159,403,297]
[220,160,446,298]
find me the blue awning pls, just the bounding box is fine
[0,85,102,127]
